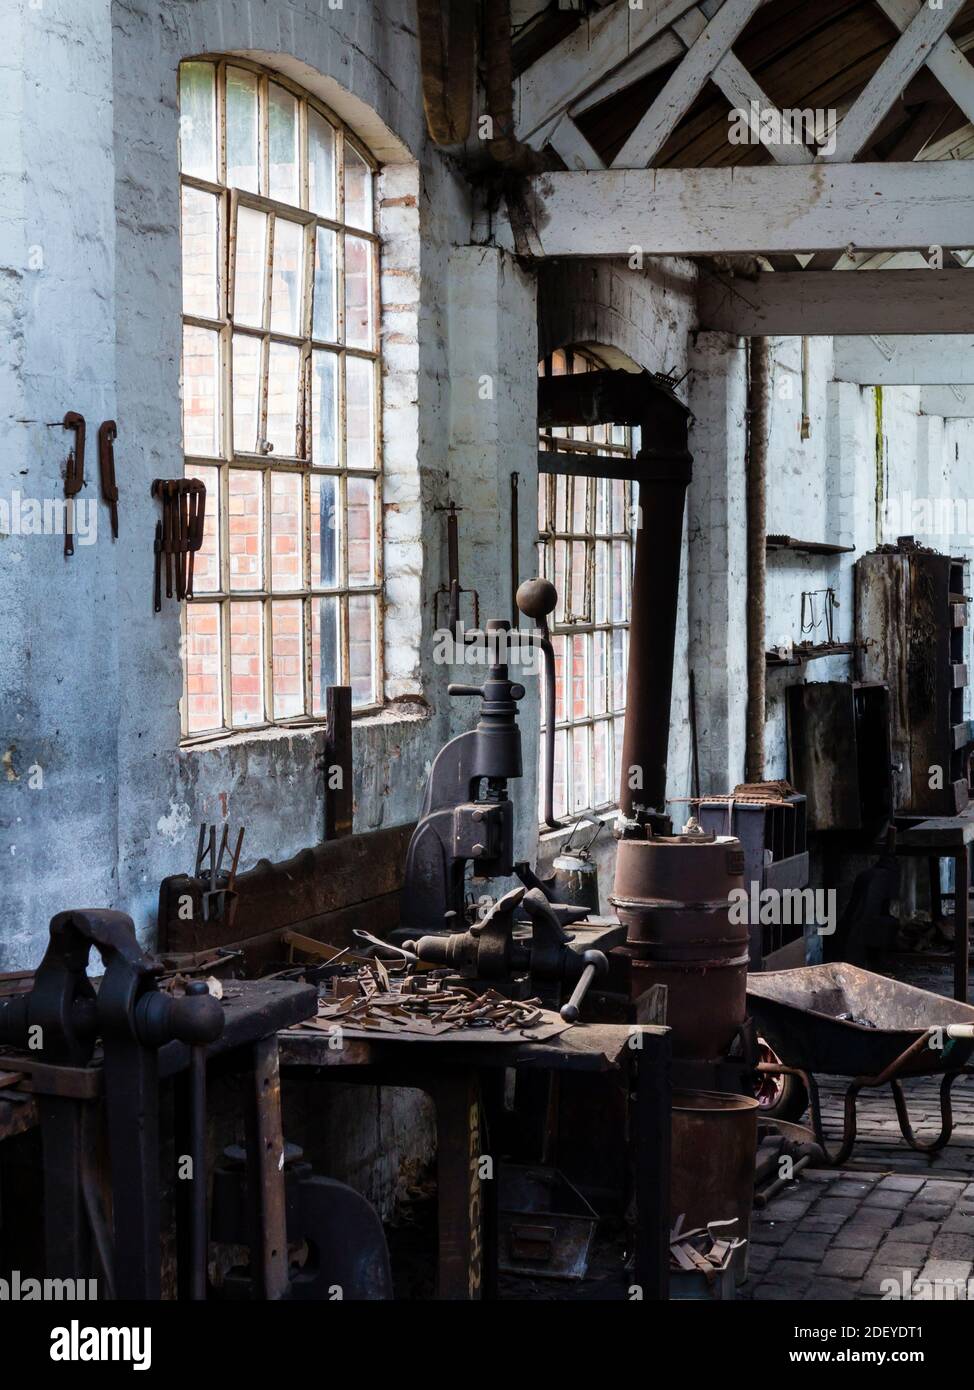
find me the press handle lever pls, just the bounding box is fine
[559,950,608,1023]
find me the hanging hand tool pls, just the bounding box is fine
[434,499,479,640]
[194,823,245,925]
[62,412,86,558]
[98,419,119,539]
[151,478,206,610]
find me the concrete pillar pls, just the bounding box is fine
[687,332,748,795]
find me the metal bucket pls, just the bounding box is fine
[611,834,747,1060]
[671,1089,758,1273]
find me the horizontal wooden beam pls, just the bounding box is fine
[522,163,974,256]
[698,269,974,335]
[833,336,974,386]
[921,385,974,416]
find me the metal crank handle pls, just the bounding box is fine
[560,950,608,1023]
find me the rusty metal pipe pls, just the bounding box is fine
[745,337,770,782]
[619,468,691,821]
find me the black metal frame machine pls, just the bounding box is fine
[396,585,617,1019]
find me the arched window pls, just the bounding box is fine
[538,348,638,820]
[177,59,381,739]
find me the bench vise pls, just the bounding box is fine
[406,885,608,1023]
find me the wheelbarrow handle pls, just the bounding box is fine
[945,1024,974,1040]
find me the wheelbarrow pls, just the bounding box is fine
[746,963,974,1166]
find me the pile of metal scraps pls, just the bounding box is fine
[296,964,554,1039]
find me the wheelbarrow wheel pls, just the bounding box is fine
[754,1039,809,1121]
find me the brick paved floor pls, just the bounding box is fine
[745,954,974,1299]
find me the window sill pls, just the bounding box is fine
[179,699,431,755]
[538,807,619,846]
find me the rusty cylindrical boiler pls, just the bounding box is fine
[611,830,747,1060]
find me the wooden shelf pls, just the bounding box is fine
[766,641,858,668]
[766,535,854,556]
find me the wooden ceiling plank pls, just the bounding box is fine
[886,99,951,158]
[549,113,607,170]
[877,0,974,125]
[826,0,966,160]
[516,0,703,143]
[611,0,766,167]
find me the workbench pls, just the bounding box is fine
[278,1020,672,1301]
[895,814,974,1002]
[0,978,316,1300]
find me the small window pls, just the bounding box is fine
[538,349,637,821]
[178,59,382,739]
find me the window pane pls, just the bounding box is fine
[232,333,261,453]
[185,603,223,734]
[272,599,304,718]
[344,144,373,230]
[553,728,568,820]
[592,630,608,715]
[348,594,376,707]
[554,475,569,532]
[268,84,299,205]
[553,541,567,624]
[567,540,587,620]
[311,596,340,715]
[571,477,588,532]
[229,601,264,726]
[312,227,337,341]
[570,634,588,720]
[572,726,590,814]
[595,478,610,534]
[552,635,567,722]
[612,480,627,533]
[594,720,612,808]
[347,476,375,587]
[228,469,263,590]
[233,206,267,328]
[185,464,220,594]
[345,356,374,469]
[311,350,338,466]
[265,342,301,456]
[226,67,259,193]
[310,473,339,588]
[309,109,336,218]
[345,355,375,469]
[270,217,305,336]
[611,540,629,622]
[270,470,302,592]
[611,628,627,711]
[181,186,218,319]
[594,540,609,624]
[182,326,221,457]
[179,62,216,181]
[344,235,373,349]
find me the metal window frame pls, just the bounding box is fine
[177,57,384,743]
[538,349,635,822]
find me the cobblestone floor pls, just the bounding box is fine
[745,953,974,1300]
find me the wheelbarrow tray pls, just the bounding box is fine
[747,963,974,1079]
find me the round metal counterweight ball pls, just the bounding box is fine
[516,577,558,621]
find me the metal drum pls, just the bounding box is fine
[611,832,747,1060]
[670,1089,758,1273]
